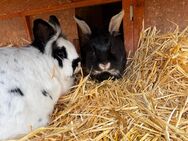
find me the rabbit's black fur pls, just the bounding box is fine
[75,10,126,81]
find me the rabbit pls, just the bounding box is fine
[74,10,126,82]
[0,15,81,140]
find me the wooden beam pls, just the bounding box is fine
[122,0,134,52]
[23,16,32,42]
[133,0,144,50]
[0,0,121,20]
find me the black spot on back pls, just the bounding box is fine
[72,58,81,72]
[52,41,67,67]
[42,90,48,96]
[42,90,53,100]
[9,88,24,96]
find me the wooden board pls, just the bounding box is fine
[122,0,144,51]
[122,0,133,51]
[0,0,120,19]
[0,0,144,52]
[0,0,122,48]
[133,0,144,50]
[145,0,188,33]
[0,9,77,46]
[0,17,28,46]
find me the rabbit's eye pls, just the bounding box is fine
[52,42,68,67]
[58,47,67,58]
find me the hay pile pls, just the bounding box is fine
[16,26,188,141]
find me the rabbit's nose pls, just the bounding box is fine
[99,62,111,70]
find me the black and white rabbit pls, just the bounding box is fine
[0,16,80,140]
[74,10,126,81]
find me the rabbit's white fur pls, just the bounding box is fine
[0,16,80,140]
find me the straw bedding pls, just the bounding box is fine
[14,26,188,141]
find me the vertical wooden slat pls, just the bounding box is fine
[133,0,144,50]
[23,16,32,42]
[122,0,134,52]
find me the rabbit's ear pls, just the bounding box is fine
[33,19,55,46]
[74,16,92,35]
[109,10,124,35]
[49,15,60,27]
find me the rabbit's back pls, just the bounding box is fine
[0,46,62,139]
[0,15,80,140]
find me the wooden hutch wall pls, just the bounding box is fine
[145,0,188,33]
[0,0,139,50]
[0,17,27,46]
[0,9,78,46]
[1,0,187,51]
[0,0,122,47]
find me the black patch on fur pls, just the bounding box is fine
[92,72,111,82]
[42,90,53,100]
[72,58,80,72]
[42,90,48,96]
[9,88,24,96]
[49,15,60,26]
[31,19,55,53]
[92,72,121,82]
[52,42,67,67]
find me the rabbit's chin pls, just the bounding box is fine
[91,70,121,82]
[92,69,120,76]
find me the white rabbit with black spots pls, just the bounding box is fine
[0,15,81,140]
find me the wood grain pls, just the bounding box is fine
[133,0,144,50]
[122,0,134,52]
[145,0,188,33]
[0,0,120,19]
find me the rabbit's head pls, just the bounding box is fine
[32,16,81,77]
[74,10,126,81]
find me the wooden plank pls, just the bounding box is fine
[0,0,121,19]
[23,16,32,42]
[0,17,28,46]
[145,0,188,33]
[133,0,144,50]
[122,0,134,52]
[0,9,78,46]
